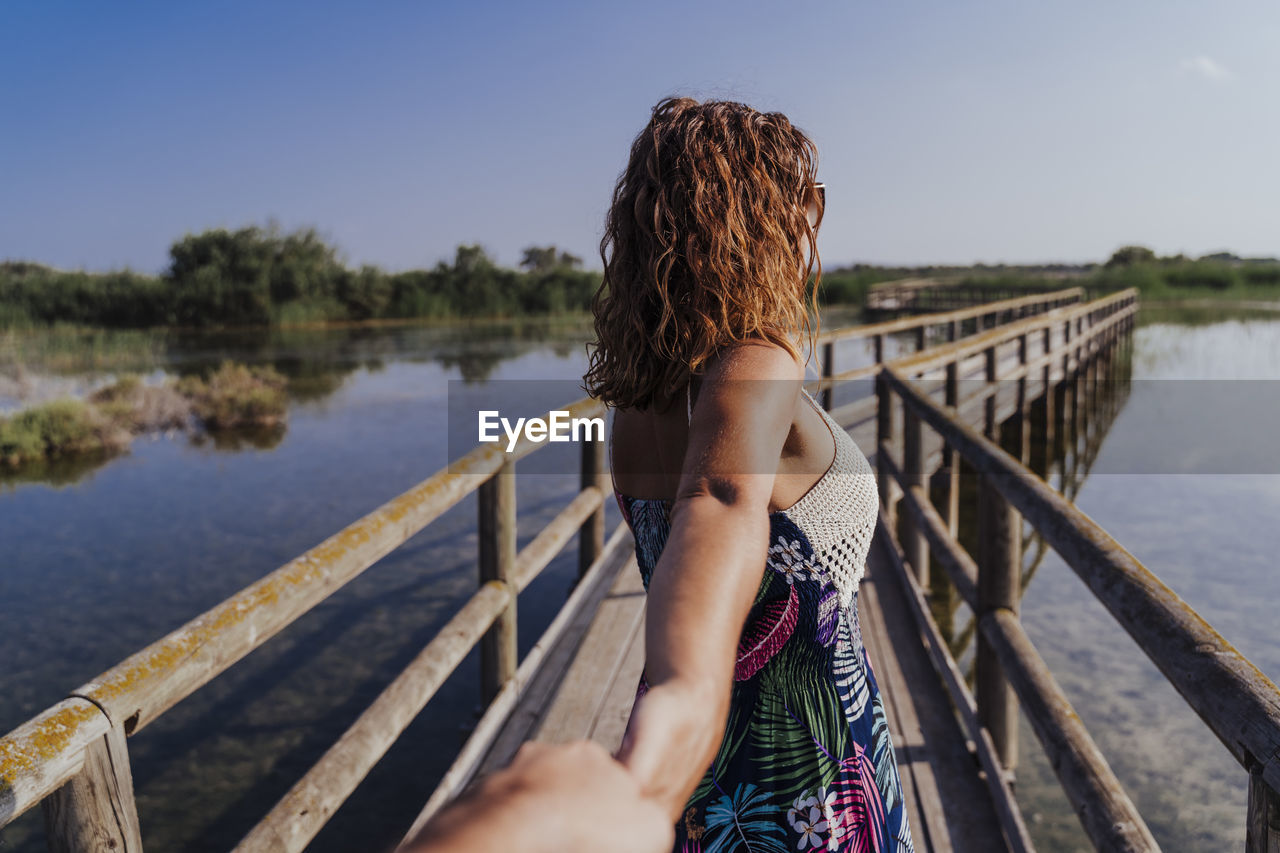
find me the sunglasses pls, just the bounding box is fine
[807,182,826,229]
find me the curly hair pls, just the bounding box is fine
[583,96,823,410]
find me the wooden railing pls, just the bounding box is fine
[807,285,1084,409]
[0,396,616,853]
[856,287,1280,851]
[0,285,1097,852]
[864,277,1091,318]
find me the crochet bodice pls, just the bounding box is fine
[771,389,879,608]
[613,387,879,609]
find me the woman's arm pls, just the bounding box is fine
[615,341,803,820]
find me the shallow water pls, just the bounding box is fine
[0,305,1276,851]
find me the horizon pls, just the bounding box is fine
[3,0,1277,273]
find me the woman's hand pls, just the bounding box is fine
[616,341,803,819]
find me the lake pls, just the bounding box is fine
[1,302,1276,852]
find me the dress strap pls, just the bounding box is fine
[686,381,692,425]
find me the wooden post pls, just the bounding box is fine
[915,324,927,353]
[944,361,960,539]
[875,371,896,531]
[902,401,928,587]
[820,340,835,411]
[977,472,1022,775]
[1063,318,1072,377]
[1073,357,1085,455]
[1041,326,1054,474]
[948,318,959,343]
[984,345,998,439]
[478,460,517,704]
[42,725,143,853]
[578,438,606,580]
[977,340,1019,773]
[1017,333,1030,466]
[873,333,885,365]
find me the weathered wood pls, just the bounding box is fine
[534,557,647,745]
[0,699,111,828]
[824,285,1084,346]
[63,397,607,738]
[478,460,518,704]
[883,364,1280,794]
[234,581,510,853]
[514,486,606,592]
[579,440,607,580]
[859,545,948,852]
[981,609,1158,851]
[405,529,635,843]
[876,373,896,529]
[587,610,647,754]
[976,473,1021,773]
[42,725,142,853]
[1016,333,1030,465]
[474,543,625,779]
[873,509,1034,852]
[878,450,978,611]
[900,402,929,587]
[887,289,1135,384]
[1248,762,1280,853]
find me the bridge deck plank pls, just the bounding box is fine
[474,516,1010,851]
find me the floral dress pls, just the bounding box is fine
[613,390,915,853]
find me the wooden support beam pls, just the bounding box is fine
[478,460,517,704]
[901,403,928,587]
[42,726,142,853]
[977,472,1021,774]
[579,439,607,581]
[1249,762,1280,853]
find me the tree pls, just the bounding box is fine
[520,245,583,274]
[1104,245,1156,268]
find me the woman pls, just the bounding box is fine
[584,97,915,853]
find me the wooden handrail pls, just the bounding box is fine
[0,394,610,850]
[860,292,1280,850]
[814,285,1085,345]
[878,449,1156,849]
[881,362,1280,788]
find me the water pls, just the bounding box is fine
[1,304,1277,851]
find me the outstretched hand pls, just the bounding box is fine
[404,739,674,853]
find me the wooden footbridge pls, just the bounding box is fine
[4,286,1280,852]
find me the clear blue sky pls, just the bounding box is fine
[3,0,1276,273]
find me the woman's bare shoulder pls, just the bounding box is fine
[701,339,805,384]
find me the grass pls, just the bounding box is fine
[1,361,290,470]
[0,398,129,467]
[175,361,288,430]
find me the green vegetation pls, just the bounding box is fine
[1084,247,1280,299]
[0,362,290,469]
[5,228,1277,333]
[176,362,288,429]
[0,398,128,467]
[835,247,1280,304]
[0,227,600,330]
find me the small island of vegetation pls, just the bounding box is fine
[0,362,288,469]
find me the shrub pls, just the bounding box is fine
[89,375,191,432]
[1163,262,1237,290]
[0,399,128,467]
[1241,266,1280,286]
[176,361,288,429]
